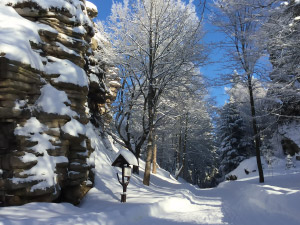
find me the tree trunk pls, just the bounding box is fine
[132,157,139,174]
[143,95,155,185]
[143,129,153,185]
[159,133,165,166]
[132,165,139,174]
[143,1,154,186]
[175,165,184,180]
[247,74,264,183]
[179,130,182,166]
[152,135,158,174]
[182,112,189,180]
[132,148,141,174]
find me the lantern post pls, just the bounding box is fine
[112,149,138,203]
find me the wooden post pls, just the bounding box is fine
[121,165,127,202]
[116,164,130,203]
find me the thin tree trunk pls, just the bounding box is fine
[247,74,264,183]
[178,130,182,166]
[132,157,139,174]
[132,146,141,174]
[160,133,165,166]
[175,165,184,180]
[152,135,158,174]
[182,112,189,180]
[133,130,149,174]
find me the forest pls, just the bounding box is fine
[99,0,300,187]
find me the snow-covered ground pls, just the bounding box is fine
[1,130,300,225]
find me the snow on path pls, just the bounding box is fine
[1,133,300,225]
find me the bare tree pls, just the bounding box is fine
[108,0,206,185]
[109,67,149,174]
[212,0,271,183]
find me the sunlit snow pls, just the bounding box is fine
[1,126,300,225]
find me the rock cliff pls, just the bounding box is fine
[0,0,119,206]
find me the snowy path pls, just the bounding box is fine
[1,167,299,225]
[1,138,300,225]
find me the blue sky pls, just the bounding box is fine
[89,0,228,106]
[90,0,114,21]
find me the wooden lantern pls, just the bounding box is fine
[112,150,138,203]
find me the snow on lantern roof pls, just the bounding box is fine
[112,149,138,167]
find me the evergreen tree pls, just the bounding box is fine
[217,102,253,177]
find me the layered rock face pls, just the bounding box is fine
[86,22,121,125]
[0,0,119,206]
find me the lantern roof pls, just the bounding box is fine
[112,149,138,168]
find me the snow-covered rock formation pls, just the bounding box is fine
[0,0,119,206]
[266,1,300,158]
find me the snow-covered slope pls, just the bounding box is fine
[1,128,300,225]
